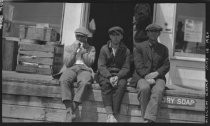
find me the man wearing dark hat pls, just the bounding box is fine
[97,26,130,122]
[59,27,95,122]
[130,24,170,122]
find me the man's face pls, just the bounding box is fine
[147,30,160,41]
[76,34,87,43]
[109,32,123,45]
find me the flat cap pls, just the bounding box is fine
[75,27,89,36]
[108,26,124,35]
[145,24,163,31]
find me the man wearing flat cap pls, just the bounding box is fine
[59,27,96,122]
[130,24,170,123]
[97,26,130,122]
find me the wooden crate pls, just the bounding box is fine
[19,25,57,42]
[16,43,64,75]
[2,37,19,71]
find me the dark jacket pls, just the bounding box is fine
[97,41,130,79]
[130,40,170,88]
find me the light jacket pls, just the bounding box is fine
[53,40,95,79]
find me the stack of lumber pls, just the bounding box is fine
[19,24,58,42]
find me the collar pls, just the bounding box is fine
[108,40,122,49]
[148,40,158,48]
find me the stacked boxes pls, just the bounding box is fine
[16,43,64,75]
[16,24,64,75]
[19,25,57,42]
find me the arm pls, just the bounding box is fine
[82,46,96,67]
[117,49,130,79]
[156,47,170,77]
[63,43,78,68]
[133,47,150,78]
[98,47,112,78]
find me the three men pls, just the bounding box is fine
[130,24,170,123]
[59,24,170,123]
[97,26,131,122]
[59,27,96,122]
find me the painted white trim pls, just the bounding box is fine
[12,20,60,28]
[80,3,85,27]
[59,3,65,44]
[152,3,157,23]
[171,56,205,62]
[80,3,90,27]
[61,3,82,46]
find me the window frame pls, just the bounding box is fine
[172,3,206,62]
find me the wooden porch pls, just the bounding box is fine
[2,70,205,123]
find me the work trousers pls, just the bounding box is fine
[137,78,165,122]
[98,75,127,114]
[59,64,93,104]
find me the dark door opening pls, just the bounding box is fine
[89,3,134,72]
[89,3,153,72]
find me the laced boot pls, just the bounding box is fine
[65,108,76,122]
[106,114,117,122]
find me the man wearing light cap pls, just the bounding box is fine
[59,27,95,122]
[97,26,130,122]
[130,24,170,123]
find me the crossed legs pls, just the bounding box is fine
[137,78,165,122]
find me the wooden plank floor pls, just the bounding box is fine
[2,71,205,123]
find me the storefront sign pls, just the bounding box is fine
[162,96,196,107]
[184,19,203,43]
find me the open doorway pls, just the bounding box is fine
[89,3,154,72]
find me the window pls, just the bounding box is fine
[174,3,205,59]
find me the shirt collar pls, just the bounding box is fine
[148,40,158,48]
[108,40,122,49]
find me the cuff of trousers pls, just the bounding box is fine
[73,96,82,104]
[62,98,73,102]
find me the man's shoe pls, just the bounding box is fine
[144,118,155,123]
[106,114,117,122]
[65,109,76,122]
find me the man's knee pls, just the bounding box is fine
[137,79,150,91]
[59,76,75,85]
[78,71,92,85]
[152,79,165,94]
[60,72,75,85]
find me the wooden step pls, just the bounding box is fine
[2,94,204,123]
[2,71,206,123]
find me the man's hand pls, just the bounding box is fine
[145,71,159,79]
[77,43,86,55]
[110,77,115,86]
[145,78,155,85]
[74,43,81,52]
[112,76,118,87]
[110,76,118,87]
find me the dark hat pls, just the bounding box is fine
[75,27,89,36]
[145,24,163,31]
[108,26,124,35]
